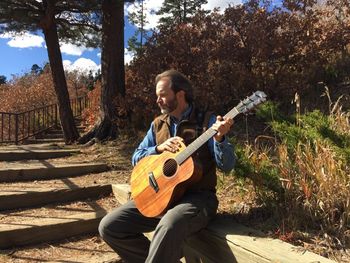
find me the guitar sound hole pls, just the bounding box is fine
[163,159,178,177]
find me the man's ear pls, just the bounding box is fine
[176,90,185,101]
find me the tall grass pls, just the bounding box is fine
[232,92,350,257]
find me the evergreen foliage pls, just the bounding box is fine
[127,0,148,55]
[0,1,101,47]
[0,75,6,85]
[31,64,43,75]
[157,0,208,28]
[0,0,102,143]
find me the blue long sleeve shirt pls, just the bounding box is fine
[131,109,236,172]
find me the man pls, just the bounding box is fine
[99,69,235,263]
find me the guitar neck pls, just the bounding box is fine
[175,107,240,165]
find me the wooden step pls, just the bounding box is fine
[0,162,109,182]
[35,133,64,139]
[48,126,85,133]
[24,138,65,144]
[0,195,119,250]
[0,148,80,161]
[0,143,66,150]
[112,184,336,263]
[0,183,112,210]
[0,209,107,249]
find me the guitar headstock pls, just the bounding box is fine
[236,91,267,114]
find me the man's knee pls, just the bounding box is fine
[98,210,125,239]
[98,214,110,240]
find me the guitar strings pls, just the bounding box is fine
[163,159,177,177]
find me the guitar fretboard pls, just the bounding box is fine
[174,107,240,165]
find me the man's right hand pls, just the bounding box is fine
[156,136,184,153]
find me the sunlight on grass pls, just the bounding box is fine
[229,92,350,258]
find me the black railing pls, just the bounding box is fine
[0,96,89,144]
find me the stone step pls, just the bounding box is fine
[0,162,109,182]
[0,148,80,161]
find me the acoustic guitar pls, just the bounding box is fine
[130,91,267,217]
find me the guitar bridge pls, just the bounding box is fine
[148,172,159,193]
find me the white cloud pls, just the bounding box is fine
[126,0,242,30]
[60,43,93,56]
[204,0,242,11]
[0,32,45,48]
[126,0,164,30]
[95,50,132,65]
[63,58,100,75]
[125,48,134,64]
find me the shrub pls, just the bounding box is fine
[232,98,350,254]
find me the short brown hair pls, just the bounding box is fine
[155,69,194,103]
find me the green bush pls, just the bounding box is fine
[229,100,350,252]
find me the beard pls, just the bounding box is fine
[159,97,178,114]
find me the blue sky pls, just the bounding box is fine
[0,0,240,81]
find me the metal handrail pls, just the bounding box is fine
[0,96,89,144]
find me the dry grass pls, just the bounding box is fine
[227,93,350,262]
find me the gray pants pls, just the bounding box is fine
[98,190,218,263]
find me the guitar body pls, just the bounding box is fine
[130,141,202,217]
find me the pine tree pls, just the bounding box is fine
[79,0,129,144]
[0,0,101,143]
[31,64,43,75]
[157,0,208,28]
[0,0,133,143]
[127,0,148,56]
[0,75,6,85]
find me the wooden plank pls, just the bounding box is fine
[0,210,107,249]
[203,219,336,263]
[0,163,109,182]
[188,218,337,263]
[112,184,336,263]
[0,149,79,161]
[112,184,131,204]
[0,184,112,210]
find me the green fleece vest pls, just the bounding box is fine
[153,107,217,192]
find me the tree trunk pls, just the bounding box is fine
[42,16,79,144]
[79,0,125,144]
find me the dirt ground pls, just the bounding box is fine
[1,137,349,262]
[0,233,122,263]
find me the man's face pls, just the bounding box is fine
[156,78,178,114]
